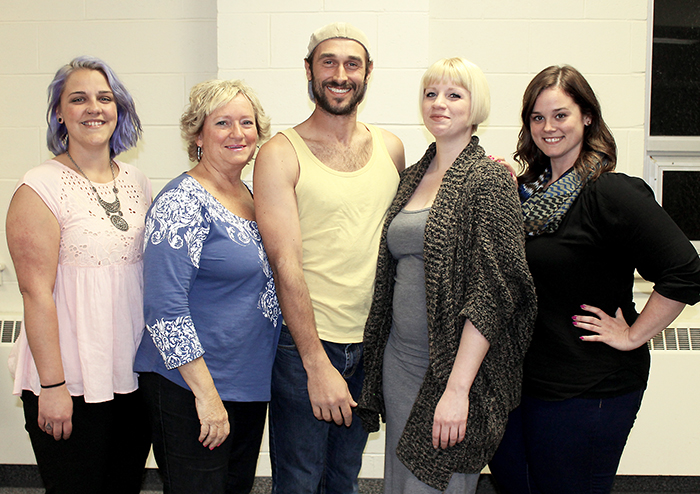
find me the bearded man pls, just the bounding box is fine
[254,22,405,494]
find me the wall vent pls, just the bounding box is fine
[648,327,700,351]
[0,320,21,344]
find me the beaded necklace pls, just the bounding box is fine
[66,151,129,231]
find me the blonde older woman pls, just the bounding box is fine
[134,79,281,494]
[358,58,536,493]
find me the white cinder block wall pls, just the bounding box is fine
[216,0,648,181]
[0,0,219,313]
[0,0,648,478]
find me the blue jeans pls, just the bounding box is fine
[489,389,645,494]
[139,372,268,494]
[269,325,368,494]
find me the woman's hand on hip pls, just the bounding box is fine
[38,385,73,441]
[574,304,635,351]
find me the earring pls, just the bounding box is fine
[196,146,202,161]
[57,117,63,124]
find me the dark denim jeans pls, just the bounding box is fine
[22,389,150,494]
[139,372,268,494]
[269,325,368,494]
[489,389,645,494]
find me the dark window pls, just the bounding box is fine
[650,1,700,136]
[662,170,700,240]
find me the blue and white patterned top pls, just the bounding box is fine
[134,173,281,402]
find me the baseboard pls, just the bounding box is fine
[0,465,698,493]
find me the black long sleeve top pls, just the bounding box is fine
[523,172,700,400]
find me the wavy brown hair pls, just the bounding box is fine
[515,65,616,185]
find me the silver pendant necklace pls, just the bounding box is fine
[66,151,129,232]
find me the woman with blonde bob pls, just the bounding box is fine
[134,79,281,494]
[358,58,536,493]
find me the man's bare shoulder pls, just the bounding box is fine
[256,132,301,179]
[378,128,406,172]
[258,132,295,161]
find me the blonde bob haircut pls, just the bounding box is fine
[181,79,271,162]
[420,57,490,132]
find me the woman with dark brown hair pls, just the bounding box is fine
[489,65,700,494]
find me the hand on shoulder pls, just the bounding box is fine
[488,155,518,184]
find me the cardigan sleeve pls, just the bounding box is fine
[459,159,536,352]
[592,173,700,305]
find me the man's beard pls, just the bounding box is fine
[310,76,368,116]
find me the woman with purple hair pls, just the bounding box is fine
[6,56,152,493]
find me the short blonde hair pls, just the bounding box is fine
[180,79,271,162]
[420,58,490,131]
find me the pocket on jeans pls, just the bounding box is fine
[277,325,297,351]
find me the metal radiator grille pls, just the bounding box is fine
[0,320,21,344]
[648,327,700,350]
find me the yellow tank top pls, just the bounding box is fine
[281,124,399,343]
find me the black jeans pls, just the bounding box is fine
[139,372,268,494]
[22,389,151,494]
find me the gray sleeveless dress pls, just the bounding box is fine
[383,208,479,494]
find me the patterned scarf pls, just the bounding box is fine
[519,166,588,236]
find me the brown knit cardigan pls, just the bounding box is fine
[357,137,537,491]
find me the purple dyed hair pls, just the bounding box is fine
[46,56,142,158]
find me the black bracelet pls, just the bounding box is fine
[40,380,66,389]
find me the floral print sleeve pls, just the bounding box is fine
[135,174,282,401]
[143,177,209,370]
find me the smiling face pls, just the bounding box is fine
[530,86,591,173]
[196,93,258,171]
[306,38,372,116]
[421,79,473,142]
[57,69,117,152]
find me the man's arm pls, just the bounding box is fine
[254,135,357,427]
[380,129,406,173]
